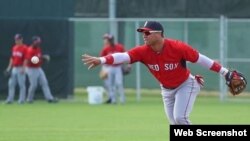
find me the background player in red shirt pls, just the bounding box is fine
[24,36,57,103]
[4,34,27,104]
[99,33,126,104]
[82,21,234,125]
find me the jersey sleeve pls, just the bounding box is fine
[177,41,199,63]
[127,46,144,64]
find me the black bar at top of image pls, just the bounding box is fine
[170,125,250,140]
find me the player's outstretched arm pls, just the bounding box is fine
[196,53,228,76]
[3,58,12,77]
[195,53,247,95]
[82,54,101,70]
[82,52,131,70]
[5,58,12,72]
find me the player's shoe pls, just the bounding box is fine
[18,101,25,104]
[4,101,12,104]
[26,100,33,104]
[105,98,112,104]
[48,98,58,103]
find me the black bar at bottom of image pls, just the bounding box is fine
[170,125,250,140]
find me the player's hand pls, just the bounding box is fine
[3,69,11,77]
[81,54,101,70]
[5,67,11,73]
[43,54,50,62]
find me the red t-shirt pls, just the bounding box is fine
[25,46,43,68]
[100,43,125,66]
[128,38,199,88]
[11,44,27,66]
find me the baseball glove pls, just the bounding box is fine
[3,69,11,78]
[99,70,108,80]
[225,69,247,95]
[122,64,132,75]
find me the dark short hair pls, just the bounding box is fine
[14,33,23,40]
[103,33,114,40]
[32,36,41,43]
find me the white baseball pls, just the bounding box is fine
[31,56,39,64]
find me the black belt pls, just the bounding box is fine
[13,65,22,67]
[162,85,177,90]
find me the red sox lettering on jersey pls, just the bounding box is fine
[148,63,178,71]
[164,63,178,70]
[128,38,199,88]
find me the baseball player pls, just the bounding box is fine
[24,36,57,103]
[4,34,27,104]
[100,33,126,104]
[82,21,231,125]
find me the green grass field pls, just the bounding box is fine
[0,89,250,141]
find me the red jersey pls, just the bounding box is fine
[25,46,43,68]
[11,44,27,66]
[128,39,199,88]
[100,43,125,66]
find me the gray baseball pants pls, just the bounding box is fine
[161,74,201,125]
[6,67,26,103]
[26,67,54,102]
